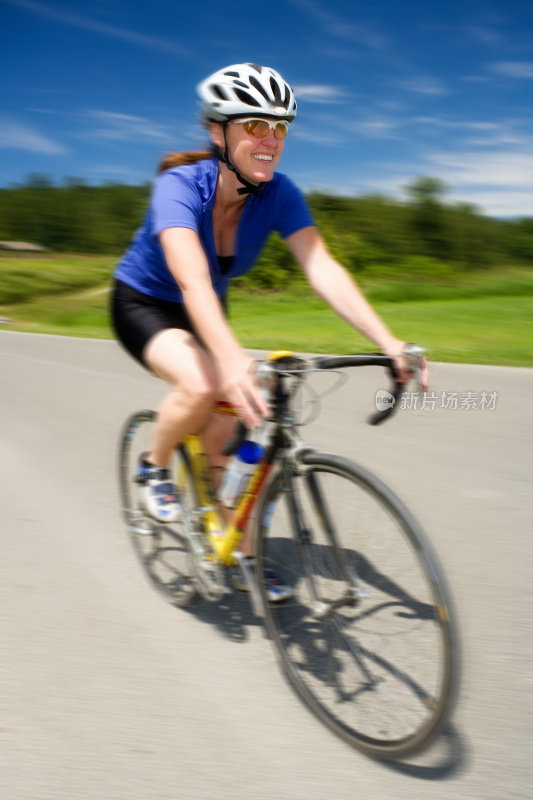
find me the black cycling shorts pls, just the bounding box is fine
[111,279,227,367]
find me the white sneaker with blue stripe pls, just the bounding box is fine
[137,455,181,524]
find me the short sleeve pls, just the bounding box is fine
[150,170,203,236]
[275,174,314,238]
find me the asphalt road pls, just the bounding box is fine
[1,331,531,799]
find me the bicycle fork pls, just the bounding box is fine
[282,457,365,617]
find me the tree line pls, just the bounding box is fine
[1,174,531,287]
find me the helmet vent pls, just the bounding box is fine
[211,85,229,101]
[249,75,271,102]
[270,76,282,104]
[249,64,263,74]
[224,71,239,77]
[234,88,261,107]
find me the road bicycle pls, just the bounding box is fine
[118,349,459,761]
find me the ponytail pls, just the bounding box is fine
[157,149,214,174]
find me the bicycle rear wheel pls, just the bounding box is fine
[256,453,459,760]
[118,410,197,606]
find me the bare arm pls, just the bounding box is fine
[159,226,267,425]
[286,226,428,387]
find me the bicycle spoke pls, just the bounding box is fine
[257,455,458,759]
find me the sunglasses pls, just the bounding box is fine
[232,117,290,140]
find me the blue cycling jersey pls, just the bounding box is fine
[115,158,314,302]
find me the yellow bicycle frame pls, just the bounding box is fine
[177,352,295,566]
[180,404,273,566]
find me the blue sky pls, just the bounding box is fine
[2,0,532,217]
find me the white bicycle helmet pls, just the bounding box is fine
[197,63,297,122]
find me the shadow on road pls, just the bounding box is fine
[177,585,468,780]
[181,580,262,643]
[381,724,470,779]
[130,524,466,779]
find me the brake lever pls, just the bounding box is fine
[402,342,426,392]
[367,344,426,425]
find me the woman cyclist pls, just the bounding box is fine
[111,63,426,598]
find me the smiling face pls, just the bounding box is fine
[211,118,286,186]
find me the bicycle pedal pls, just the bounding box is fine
[129,511,157,536]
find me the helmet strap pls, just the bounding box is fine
[214,125,265,197]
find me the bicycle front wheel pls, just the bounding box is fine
[256,453,459,760]
[118,410,197,607]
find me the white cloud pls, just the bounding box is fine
[412,117,532,148]
[425,150,533,188]
[349,115,404,139]
[293,85,348,103]
[290,154,533,216]
[290,126,344,146]
[0,118,67,154]
[464,133,532,148]
[413,117,500,131]
[300,138,533,216]
[288,0,388,49]
[445,189,533,217]
[362,149,533,216]
[468,26,504,46]
[86,111,172,142]
[490,62,533,79]
[293,109,405,143]
[5,0,187,56]
[397,77,450,96]
[348,177,532,218]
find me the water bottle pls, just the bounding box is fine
[218,411,271,509]
[218,365,273,509]
[218,438,264,509]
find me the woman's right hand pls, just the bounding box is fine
[219,353,269,429]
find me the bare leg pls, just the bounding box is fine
[200,410,235,481]
[143,328,218,466]
[143,328,254,556]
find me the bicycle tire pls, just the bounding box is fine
[255,453,460,760]
[118,410,197,607]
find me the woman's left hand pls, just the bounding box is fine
[384,338,429,392]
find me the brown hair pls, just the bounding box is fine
[157,149,214,174]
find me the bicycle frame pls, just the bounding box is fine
[119,346,459,759]
[181,403,277,566]
[179,347,405,569]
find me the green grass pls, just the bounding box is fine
[230,290,533,367]
[1,254,532,366]
[0,253,116,304]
